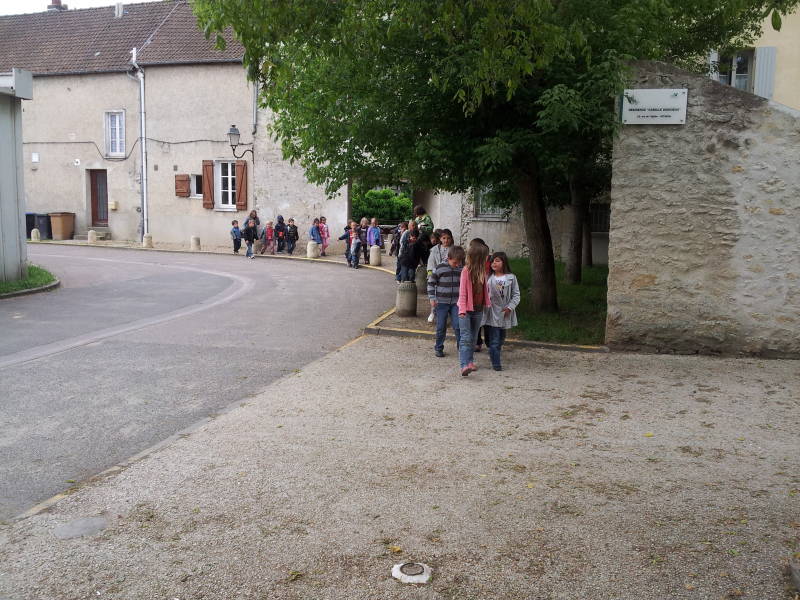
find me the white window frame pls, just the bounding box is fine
[214,160,237,211]
[190,174,203,198]
[104,110,125,158]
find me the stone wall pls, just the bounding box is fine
[607,61,800,357]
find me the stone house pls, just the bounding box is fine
[0,0,344,250]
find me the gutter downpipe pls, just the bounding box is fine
[130,47,148,238]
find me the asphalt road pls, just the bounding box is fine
[0,245,395,520]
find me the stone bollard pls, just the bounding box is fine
[369,245,382,266]
[415,265,427,293]
[31,228,41,241]
[142,233,153,248]
[306,241,320,258]
[87,230,97,244]
[190,236,201,251]
[396,281,417,317]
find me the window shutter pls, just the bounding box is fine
[235,160,248,211]
[202,160,214,209]
[754,46,777,99]
[174,174,190,197]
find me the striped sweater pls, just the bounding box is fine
[427,263,462,304]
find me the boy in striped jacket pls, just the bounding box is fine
[427,245,465,357]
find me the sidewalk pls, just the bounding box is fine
[1,335,798,599]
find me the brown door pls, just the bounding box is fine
[90,170,108,226]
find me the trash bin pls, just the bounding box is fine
[49,212,75,240]
[34,213,52,239]
[25,213,36,238]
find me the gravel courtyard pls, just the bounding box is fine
[1,336,798,599]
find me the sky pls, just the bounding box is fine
[1,0,163,15]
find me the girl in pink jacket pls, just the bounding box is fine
[457,242,491,376]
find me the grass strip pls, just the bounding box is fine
[510,258,608,345]
[0,265,56,295]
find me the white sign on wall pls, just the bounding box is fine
[621,89,688,125]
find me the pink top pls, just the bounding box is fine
[457,268,492,314]
[320,223,330,241]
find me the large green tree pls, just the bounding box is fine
[195,0,797,312]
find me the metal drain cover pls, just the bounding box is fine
[392,562,432,584]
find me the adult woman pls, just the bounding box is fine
[413,205,434,236]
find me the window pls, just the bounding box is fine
[105,110,125,157]
[473,187,507,219]
[589,204,610,233]
[214,161,236,209]
[717,50,754,93]
[190,174,203,198]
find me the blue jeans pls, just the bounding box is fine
[399,265,415,281]
[245,241,253,257]
[458,310,483,369]
[434,302,460,352]
[287,238,296,255]
[350,241,362,266]
[484,325,507,368]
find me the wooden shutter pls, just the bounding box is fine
[235,160,248,211]
[174,174,190,197]
[202,160,214,209]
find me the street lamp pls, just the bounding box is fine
[227,124,253,159]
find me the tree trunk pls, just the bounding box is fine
[582,202,593,267]
[518,163,558,313]
[564,174,585,284]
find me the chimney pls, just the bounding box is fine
[47,0,68,11]
[115,3,124,18]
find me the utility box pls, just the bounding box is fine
[0,68,33,282]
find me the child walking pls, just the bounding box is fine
[457,242,491,376]
[274,215,288,253]
[427,245,465,357]
[286,218,299,255]
[367,218,383,251]
[319,216,331,256]
[483,252,520,371]
[260,220,276,254]
[230,220,242,254]
[242,218,258,259]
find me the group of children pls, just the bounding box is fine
[339,217,385,268]
[426,236,520,376]
[229,210,322,259]
[228,206,519,375]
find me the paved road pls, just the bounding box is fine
[0,245,395,520]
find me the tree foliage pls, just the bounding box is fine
[195,0,799,311]
[351,187,413,225]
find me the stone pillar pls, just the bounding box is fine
[190,236,201,251]
[369,245,382,266]
[306,241,320,258]
[414,265,427,292]
[30,228,40,242]
[87,230,97,244]
[142,233,153,248]
[396,281,417,317]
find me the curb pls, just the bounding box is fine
[0,278,61,300]
[27,240,397,274]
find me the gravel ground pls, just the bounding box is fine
[1,336,798,600]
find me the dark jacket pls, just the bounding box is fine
[400,238,424,269]
[287,224,299,241]
[242,225,258,243]
[274,216,288,240]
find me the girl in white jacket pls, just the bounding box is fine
[483,252,520,371]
